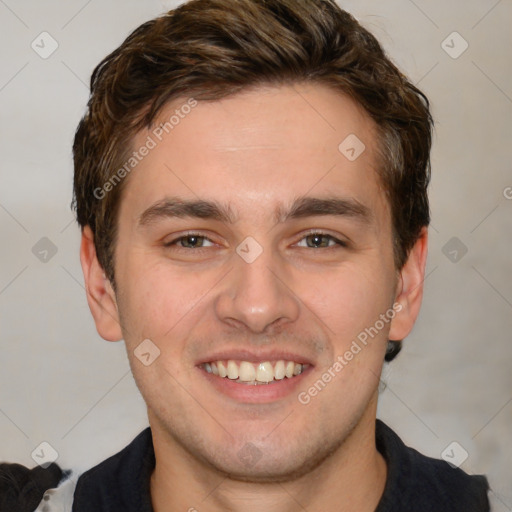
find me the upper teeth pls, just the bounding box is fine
[203,360,304,383]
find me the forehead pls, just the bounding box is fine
[121,83,389,226]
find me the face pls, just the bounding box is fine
[83,83,423,482]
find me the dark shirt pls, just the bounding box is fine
[374,421,489,511]
[71,420,489,511]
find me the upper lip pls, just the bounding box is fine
[196,349,315,366]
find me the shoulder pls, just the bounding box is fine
[376,420,490,512]
[71,427,154,511]
[74,427,153,489]
[30,428,153,512]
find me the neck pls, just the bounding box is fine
[150,398,387,512]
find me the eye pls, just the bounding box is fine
[164,233,215,249]
[163,231,347,251]
[295,232,347,249]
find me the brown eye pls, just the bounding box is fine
[164,234,214,249]
[179,235,205,248]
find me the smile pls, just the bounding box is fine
[201,360,307,385]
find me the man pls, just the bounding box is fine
[23,0,490,510]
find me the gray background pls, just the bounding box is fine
[0,0,510,508]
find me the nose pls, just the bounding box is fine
[214,243,300,334]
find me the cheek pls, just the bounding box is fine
[116,263,207,399]
[116,255,219,348]
[299,263,393,341]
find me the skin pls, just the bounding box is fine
[80,83,428,511]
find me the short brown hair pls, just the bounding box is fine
[73,0,432,286]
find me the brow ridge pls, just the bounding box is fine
[137,195,372,227]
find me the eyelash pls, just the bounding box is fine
[164,231,348,251]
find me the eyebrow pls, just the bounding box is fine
[137,195,372,227]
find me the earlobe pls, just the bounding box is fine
[80,226,123,342]
[388,227,428,342]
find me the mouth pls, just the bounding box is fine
[201,359,309,385]
[197,354,313,403]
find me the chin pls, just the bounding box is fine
[196,435,343,484]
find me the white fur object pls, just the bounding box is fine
[33,471,80,512]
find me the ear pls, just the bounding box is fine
[388,227,428,341]
[80,226,123,342]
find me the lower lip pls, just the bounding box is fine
[198,366,312,404]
